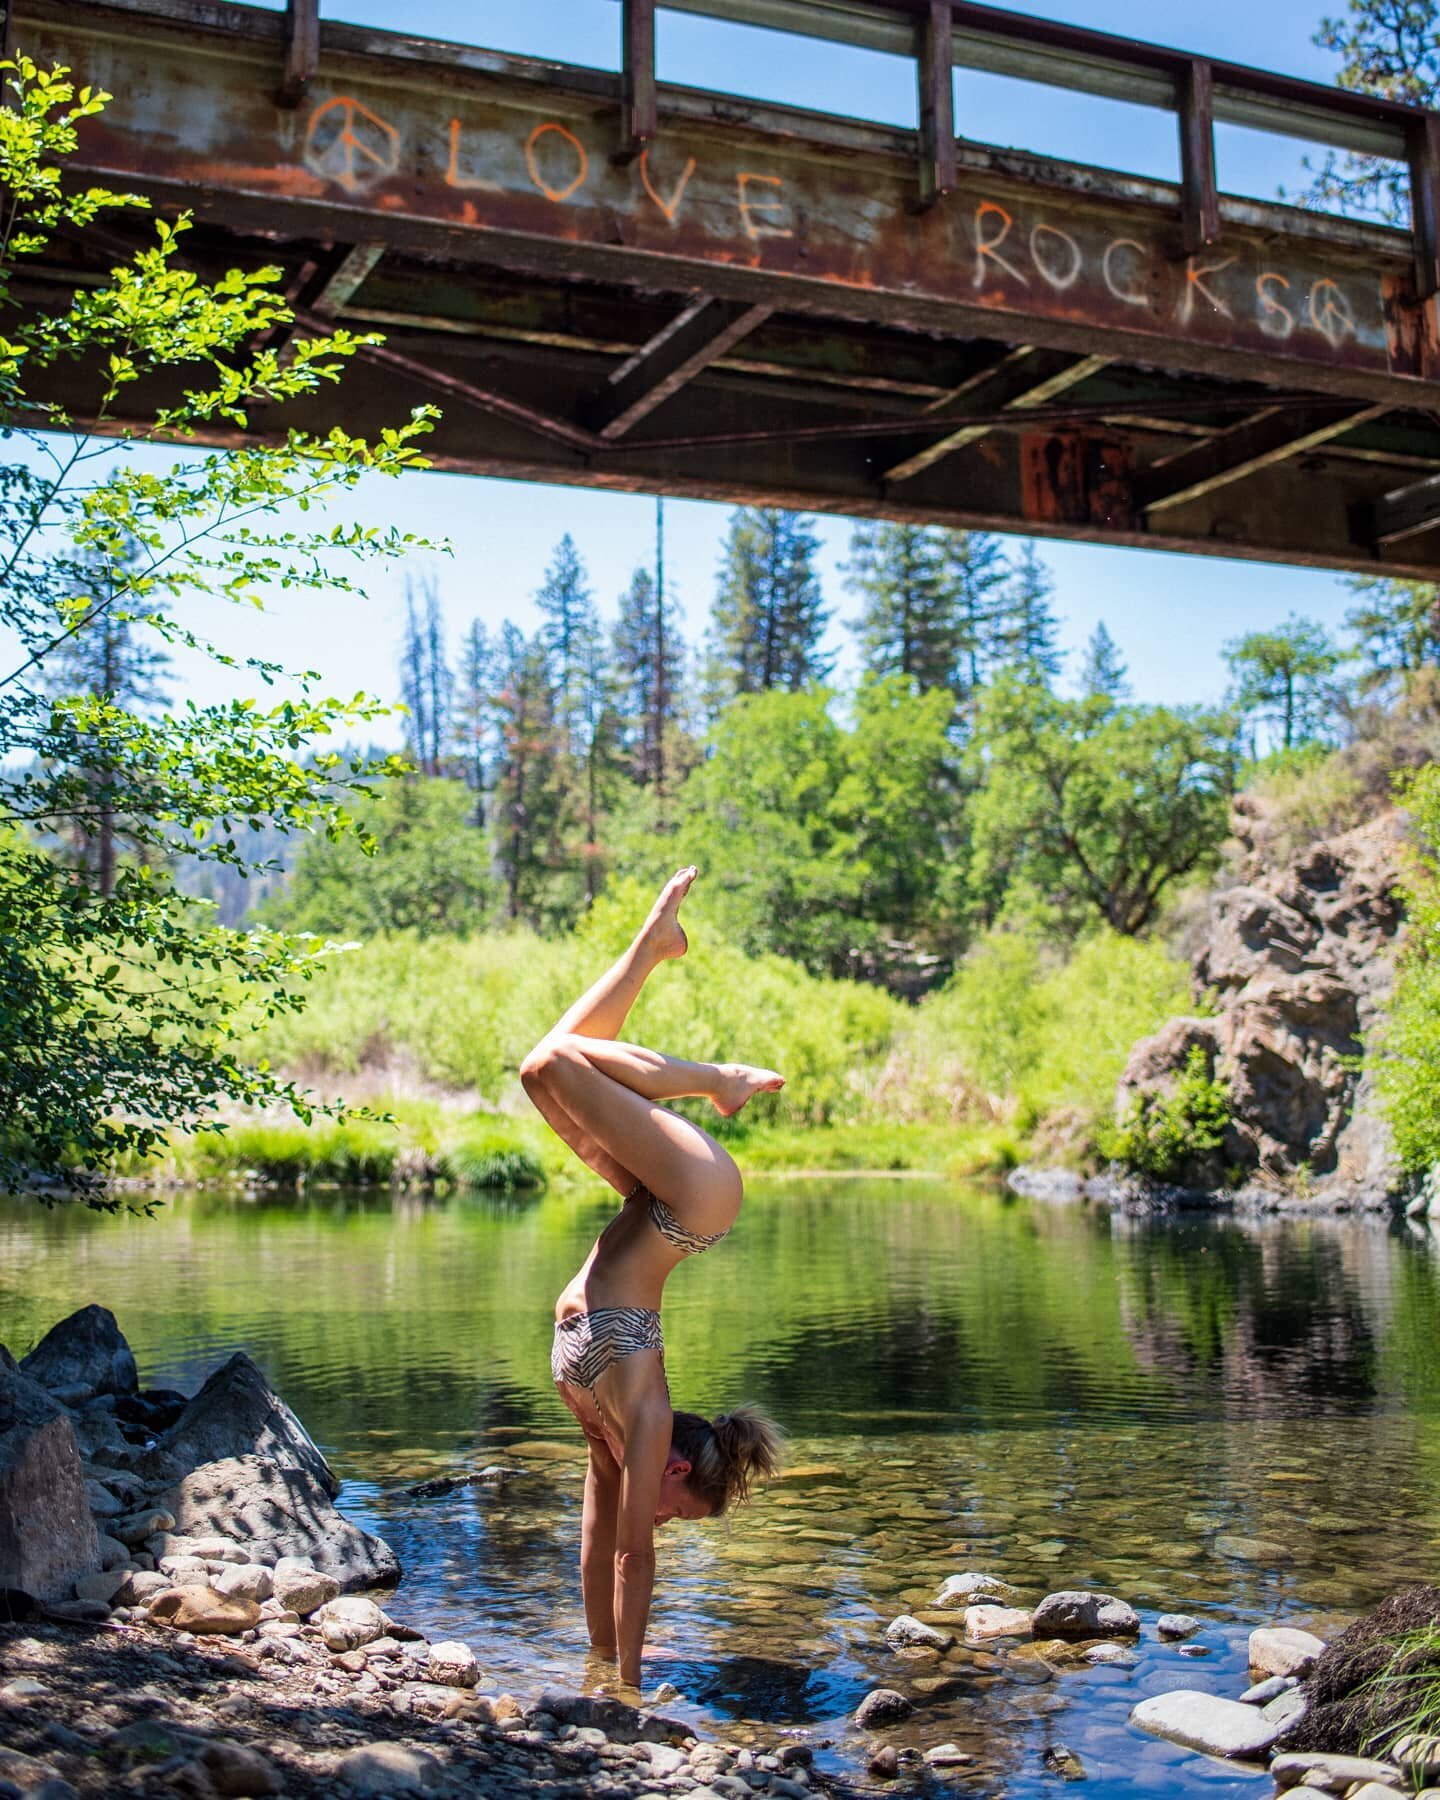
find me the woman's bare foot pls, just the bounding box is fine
[711,1063,786,1118]
[640,867,697,963]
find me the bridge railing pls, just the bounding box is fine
[270,0,1440,296]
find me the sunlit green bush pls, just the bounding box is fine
[1374,762,1440,1171]
[1101,1046,1233,1181]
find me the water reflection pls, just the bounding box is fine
[2,1180,1438,1799]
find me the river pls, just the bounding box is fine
[3,1176,1439,1797]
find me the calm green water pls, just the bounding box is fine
[4,1178,1440,1797]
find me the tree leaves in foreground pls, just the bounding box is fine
[0,59,437,1201]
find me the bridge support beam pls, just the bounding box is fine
[585,297,773,439]
[1141,401,1389,513]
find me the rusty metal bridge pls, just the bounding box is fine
[20,0,1440,575]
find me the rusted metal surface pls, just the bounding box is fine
[16,0,1440,578]
[47,6,1435,403]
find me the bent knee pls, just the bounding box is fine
[520,1034,574,1088]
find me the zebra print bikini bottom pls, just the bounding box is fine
[551,1306,666,1393]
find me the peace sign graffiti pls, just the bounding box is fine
[305,96,400,194]
[1308,278,1357,350]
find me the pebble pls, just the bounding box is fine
[934,1571,1017,1607]
[335,1742,445,1792]
[0,1678,49,1700]
[1394,1736,1440,1782]
[71,1568,127,1605]
[211,1562,274,1604]
[146,1585,262,1636]
[196,1739,284,1796]
[424,1640,480,1687]
[113,1508,175,1546]
[963,1604,1033,1640]
[867,1747,900,1780]
[116,1570,170,1607]
[94,1532,131,1571]
[924,1744,975,1767]
[317,1595,388,1652]
[855,1689,913,1729]
[1043,1745,1087,1782]
[1239,1674,1294,1703]
[1271,1753,1404,1791]
[1032,1590,1140,1639]
[1156,1613,1201,1638]
[884,1614,954,1650]
[1249,1626,1326,1679]
[273,1558,341,1617]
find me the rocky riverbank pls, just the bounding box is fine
[0,1305,847,1797]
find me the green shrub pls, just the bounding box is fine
[1373,762,1440,1171]
[441,1119,546,1191]
[1101,1047,1232,1181]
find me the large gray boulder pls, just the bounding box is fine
[1117,816,1405,1196]
[134,1352,339,1498]
[1131,1688,1293,1758]
[0,1358,101,1602]
[153,1455,400,1590]
[19,1305,138,1402]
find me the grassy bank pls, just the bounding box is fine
[87,882,1193,1192]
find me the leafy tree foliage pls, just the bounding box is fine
[1345,577,1440,695]
[1303,0,1437,220]
[0,60,434,1198]
[707,507,831,704]
[1224,613,1346,751]
[966,676,1238,935]
[263,778,494,938]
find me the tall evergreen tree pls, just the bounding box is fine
[454,619,498,827]
[613,565,687,789]
[1079,620,1131,703]
[491,620,565,923]
[398,571,452,777]
[536,532,600,755]
[937,529,1011,695]
[44,544,170,896]
[993,541,1062,682]
[846,523,951,691]
[707,507,831,704]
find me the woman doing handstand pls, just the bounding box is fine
[520,867,784,1691]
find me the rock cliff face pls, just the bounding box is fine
[1118,813,1406,1201]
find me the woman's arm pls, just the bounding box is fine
[581,1436,622,1652]
[612,1402,671,1687]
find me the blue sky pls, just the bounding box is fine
[38,0,1389,736]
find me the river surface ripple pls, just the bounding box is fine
[4,1177,1440,1798]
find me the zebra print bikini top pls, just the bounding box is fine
[631,1182,732,1257]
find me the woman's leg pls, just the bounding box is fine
[522,869,695,1195]
[521,1035,780,1229]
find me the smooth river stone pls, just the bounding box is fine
[1249,1626,1326,1678]
[1130,1690,1291,1759]
[964,1605,1034,1641]
[1271,1753,1405,1791]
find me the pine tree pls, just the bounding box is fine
[1345,578,1440,695]
[1079,620,1131,702]
[398,571,452,777]
[936,529,1011,696]
[491,621,565,923]
[613,565,687,788]
[454,619,497,827]
[536,533,600,755]
[44,544,170,896]
[708,507,832,704]
[846,523,951,691]
[993,541,1062,682]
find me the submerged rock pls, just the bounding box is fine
[934,1571,1018,1607]
[885,1614,954,1651]
[855,1689,913,1729]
